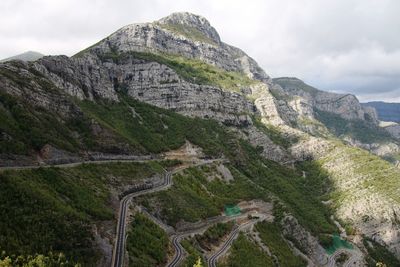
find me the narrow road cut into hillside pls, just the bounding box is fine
[111,159,226,267]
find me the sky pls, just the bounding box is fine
[1,0,399,102]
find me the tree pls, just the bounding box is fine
[193,257,203,267]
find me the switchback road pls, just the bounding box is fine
[111,159,225,267]
[111,171,172,267]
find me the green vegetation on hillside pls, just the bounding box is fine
[143,155,336,237]
[142,164,266,226]
[196,222,234,249]
[319,143,400,204]
[157,22,217,45]
[0,252,79,267]
[315,109,394,144]
[0,78,85,154]
[255,222,307,267]
[252,115,299,148]
[79,95,234,156]
[273,77,319,96]
[181,239,205,267]
[0,162,162,266]
[219,233,274,267]
[99,50,255,93]
[364,238,400,267]
[126,212,169,266]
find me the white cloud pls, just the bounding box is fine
[0,0,399,102]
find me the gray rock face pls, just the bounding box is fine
[384,124,400,139]
[158,12,221,43]
[91,12,270,82]
[36,55,118,101]
[273,77,378,123]
[36,53,256,126]
[0,61,81,118]
[281,215,328,266]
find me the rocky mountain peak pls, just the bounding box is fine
[157,12,221,43]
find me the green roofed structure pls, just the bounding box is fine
[224,204,241,216]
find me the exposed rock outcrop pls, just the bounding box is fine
[273,77,378,123]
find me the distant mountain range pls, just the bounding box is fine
[363,101,400,123]
[0,51,44,62]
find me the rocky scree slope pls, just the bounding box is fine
[1,11,400,265]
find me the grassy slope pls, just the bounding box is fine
[0,162,162,265]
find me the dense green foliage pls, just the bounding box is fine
[80,95,236,156]
[255,222,307,267]
[196,222,234,249]
[145,154,336,238]
[0,162,161,265]
[126,213,169,267]
[99,51,255,93]
[181,239,205,267]
[143,164,266,226]
[364,238,400,267]
[0,84,83,154]
[0,251,79,267]
[315,109,394,144]
[236,144,336,235]
[219,233,274,267]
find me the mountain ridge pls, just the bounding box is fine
[1,12,400,267]
[0,51,44,62]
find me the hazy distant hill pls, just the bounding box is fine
[0,51,44,62]
[363,101,400,123]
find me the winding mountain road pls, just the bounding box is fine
[111,159,225,267]
[167,235,184,267]
[111,171,172,267]
[326,248,363,267]
[207,217,264,267]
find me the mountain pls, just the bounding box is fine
[363,101,400,123]
[1,12,400,267]
[0,51,44,62]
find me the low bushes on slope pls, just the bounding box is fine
[195,221,234,249]
[255,221,307,267]
[218,233,274,267]
[126,212,169,266]
[363,238,400,267]
[0,162,161,266]
[314,109,394,144]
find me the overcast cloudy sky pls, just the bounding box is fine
[1,0,399,102]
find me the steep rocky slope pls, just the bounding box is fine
[1,12,400,267]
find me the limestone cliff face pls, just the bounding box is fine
[272,77,378,123]
[92,12,270,82]
[35,53,256,127]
